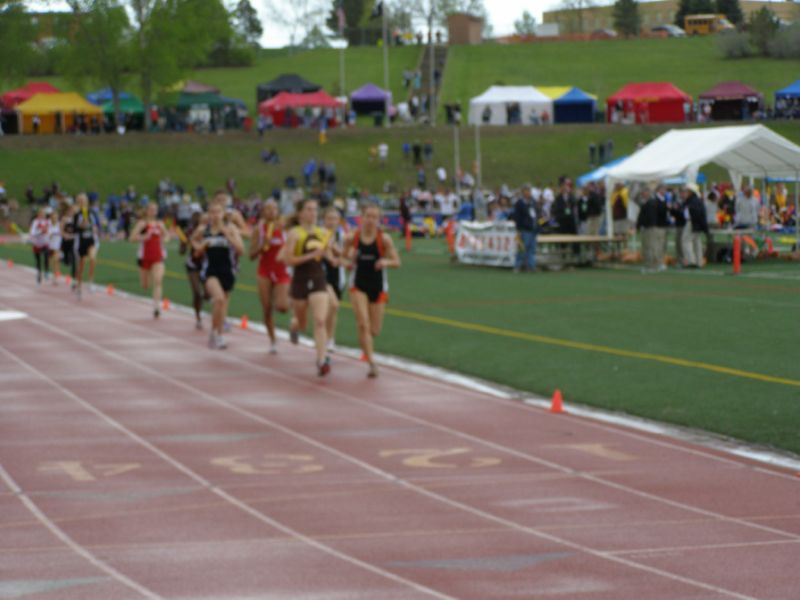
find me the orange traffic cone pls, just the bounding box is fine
[550,389,564,414]
[404,223,412,252]
[6,259,12,268]
[359,351,369,362]
[732,236,741,275]
[64,275,72,285]
[162,298,171,311]
[240,314,249,330]
[106,283,114,296]
[446,220,455,255]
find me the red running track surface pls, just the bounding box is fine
[0,266,799,599]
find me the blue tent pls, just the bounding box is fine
[576,156,628,187]
[86,88,133,105]
[775,80,800,100]
[553,87,596,123]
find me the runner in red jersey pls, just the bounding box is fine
[130,202,170,318]
[249,199,290,353]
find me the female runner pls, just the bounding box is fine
[322,206,346,350]
[278,198,332,376]
[130,202,170,318]
[73,193,100,299]
[192,199,244,349]
[179,210,206,329]
[47,208,61,283]
[249,199,290,354]
[343,203,401,378]
[29,207,50,284]
[60,203,77,284]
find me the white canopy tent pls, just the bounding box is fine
[604,125,800,245]
[468,86,553,126]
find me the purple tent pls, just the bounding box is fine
[350,83,392,115]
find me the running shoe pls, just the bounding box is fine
[367,363,379,379]
[318,356,331,377]
[326,338,335,351]
[195,318,203,331]
[289,328,299,345]
[153,308,160,319]
[269,342,278,355]
[215,335,228,350]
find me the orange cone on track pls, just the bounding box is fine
[6,259,12,268]
[550,389,564,414]
[162,298,171,311]
[240,314,249,330]
[359,352,369,362]
[732,236,741,275]
[106,284,114,296]
[64,275,72,285]
[404,223,412,252]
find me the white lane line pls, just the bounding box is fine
[0,463,161,600]
[32,286,799,544]
[0,309,27,321]
[0,343,454,600]
[2,306,764,600]
[609,538,800,558]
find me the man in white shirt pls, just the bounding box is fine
[735,186,759,229]
[377,142,389,166]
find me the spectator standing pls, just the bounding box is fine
[735,185,759,229]
[611,183,630,237]
[682,183,709,268]
[552,178,578,235]
[377,142,389,167]
[585,182,604,235]
[636,186,668,273]
[511,184,538,273]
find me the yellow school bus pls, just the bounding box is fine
[684,14,735,35]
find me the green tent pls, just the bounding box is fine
[101,96,144,114]
[173,92,237,109]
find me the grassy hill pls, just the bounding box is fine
[3,121,800,200]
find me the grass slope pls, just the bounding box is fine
[442,36,795,105]
[2,239,799,456]
[3,122,800,199]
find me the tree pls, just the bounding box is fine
[301,24,332,47]
[613,0,640,37]
[716,0,743,27]
[62,0,133,124]
[233,0,263,46]
[265,0,327,48]
[0,1,36,86]
[675,0,715,28]
[513,10,537,36]
[129,0,232,128]
[748,6,778,56]
[326,0,366,45]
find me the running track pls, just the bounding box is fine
[1,265,799,600]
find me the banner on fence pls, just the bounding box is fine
[455,221,516,268]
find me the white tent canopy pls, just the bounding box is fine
[468,86,553,126]
[604,125,800,239]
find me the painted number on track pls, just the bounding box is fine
[210,454,323,475]
[37,461,141,482]
[379,448,501,469]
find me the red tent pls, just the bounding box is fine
[606,82,691,124]
[258,91,343,128]
[1,82,61,110]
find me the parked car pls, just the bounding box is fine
[652,24,687,37]
[591,29,618,39]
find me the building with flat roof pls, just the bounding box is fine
[543,0,798,33]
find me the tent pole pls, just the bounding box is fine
[382,6,390,129]
[605,178,614,240]
[791,175,799,249]
[474,123,482,189]
[453,122,460,195]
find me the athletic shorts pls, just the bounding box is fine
[351,286,388,305]
[138,257,163,271]
[290,271,328,301]
[203,270,235,293]
[77,237,95,258]
[257,261,291,285]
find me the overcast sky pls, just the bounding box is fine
[257,1,559,47]
[32,1,561,47]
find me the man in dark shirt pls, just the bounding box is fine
[637,186,669,272]
[683,183,709,268]
[511,184,538,273]
[552,177,578,235]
